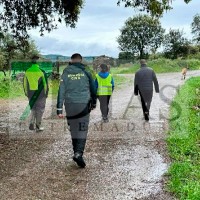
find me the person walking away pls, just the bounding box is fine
[134,59,159,121]
[95,64,114,123]
[23,55,49,132]
[57,53,97,168]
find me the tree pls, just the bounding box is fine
[0,0,193,38]
[191,14,200,44]
[0,0,83,38]
[117,0,192,17]
[0,50,6,76]
[16,39,40,59]
[163,29,190,59]
[0,33,40,72]
[118,52,134,60]
[0,34,18,67]
[190,45,200,54]
[117,15,165,59]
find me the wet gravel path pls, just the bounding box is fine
[0,70,200,200]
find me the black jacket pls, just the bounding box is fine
[134,64,159,95]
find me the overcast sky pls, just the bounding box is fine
[30,0,200,58]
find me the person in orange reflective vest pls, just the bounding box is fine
[95,64,114,122]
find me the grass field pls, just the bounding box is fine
[167,77,200,200]
[0,72,130,99]
[1,58,199,99]
[111,58,200,74]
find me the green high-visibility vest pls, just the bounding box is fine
[96,74,112,96]
[24,64,47,94]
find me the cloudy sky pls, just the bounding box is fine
[30,0,200,58]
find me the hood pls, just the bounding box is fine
[98,72,110,79]
[29,64,40,71]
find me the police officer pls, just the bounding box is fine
[57,53,97,168]
[134,59,159,121]
[95,64,114,122]
[23,55,49,131]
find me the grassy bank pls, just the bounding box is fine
[167,77,200,199]
[111,58,200,74]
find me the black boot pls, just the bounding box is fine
[73,153,86,168]
[144,112,149,121]
[102,116,109,123]
[72,139,77,154]
[29,123,35,130]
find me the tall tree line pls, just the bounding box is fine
[118,13,200,60]
[0,34,39,75]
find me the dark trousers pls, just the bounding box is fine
[65,103,90,156]
[29,97,46,126]
[139,90,153,115]
[98,95,111,118]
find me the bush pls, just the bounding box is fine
[186,59,200,70]
[188,52,200,59]
[0,78,24,98]
[148,58,179,72]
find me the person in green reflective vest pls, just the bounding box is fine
[23,55,49,132]
[95,64,114,122]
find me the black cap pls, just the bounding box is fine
[71,53,82,60]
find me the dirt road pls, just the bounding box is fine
[1,70,200,200]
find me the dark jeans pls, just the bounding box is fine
[139,90,153,115]
[29,97,46,127]
[98,95,111,118]
[65,103,90,156]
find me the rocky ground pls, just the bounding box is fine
[1,70,200,200]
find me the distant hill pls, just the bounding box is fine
[42,54,96,63]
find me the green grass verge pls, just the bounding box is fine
[111,58,200,74]
[113,75,131,89]
[167,77,200,200]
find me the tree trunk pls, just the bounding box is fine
[139,49,144,59]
